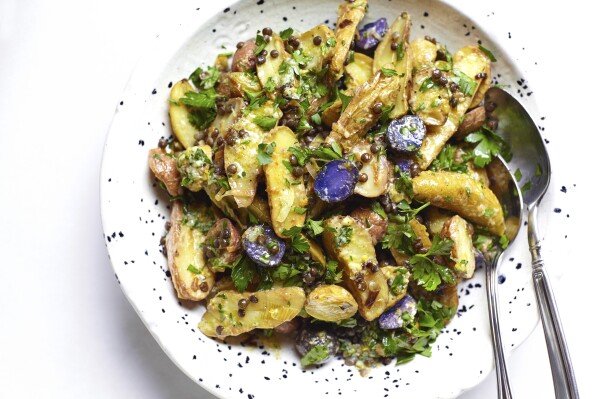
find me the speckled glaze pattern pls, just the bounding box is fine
[100,1,568,398]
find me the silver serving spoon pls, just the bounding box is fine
[485,155,523,399]
[485,87,579,399]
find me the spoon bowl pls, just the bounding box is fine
[484,87,579,399]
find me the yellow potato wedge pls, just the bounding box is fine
[305,285,358,322]
[373,12,412,118]
[299,24,336,72]
[329,0,368,81]
[329,71,400,150]
[322,216,389,321]
[441,215,476,278]
[416,46,491,169]
[166,201,216,301]
[263,126,308,237]
[409,66,451,126]
[350,140,389,198]
[344,53,374,90]
[223,100,282,208]
[169,79,201,149]
[412,170,505,236]
[410,37,437,70]
[199,287,306,338]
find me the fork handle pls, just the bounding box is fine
[529,205,579,399]
[486,253,513,399]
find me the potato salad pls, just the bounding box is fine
[148,0,513,371]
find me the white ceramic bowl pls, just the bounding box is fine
[100,1,554,397]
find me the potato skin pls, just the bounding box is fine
[350,207,388,245]
[455,106,486,139]
[199,287,306,338]
[305,285,358,322]
[231,40,257,72]
[148,148,181,197]
[166,202,215,301]
[264,126,308,237]
[322,216,389,321]
[440,215,476,278]
[412,170,505,236]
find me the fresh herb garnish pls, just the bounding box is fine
[478,44,497,62]
[463,127,511,168]
[334,226,353,247]
[300,345,330,367]
[257,142,276,165]
[253,115,278,131]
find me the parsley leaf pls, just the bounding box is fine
[478,44,497,62]
[281,226,310,253]
[253,115,278,130]
[419,77,438,92]
[463,127,511,168]
[187,264,201,274]
[189,66,221,90]
[300,345,330,367]
[305,218,325,237]
[254,33,268,55]
[381,67,398,77]
[257,142,276,165]
[430,144,469,173]
[409,236,455,291]
[231,256,256,292]
[279,27,294,40]
[334,226,353,247]
[450,70,477,97]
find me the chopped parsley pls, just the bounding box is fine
[257,142,276,165]
[334,226,353,247]
[253,115,278,131]
[281,226,310,253]
[381,67,398,77]
[231,256,256,292]
[410,235,455,291]
[478,44,497,62]
[463,127,511,168]
[300,345,330,367]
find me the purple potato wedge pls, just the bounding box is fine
[314,159,359,203]
[242,224,286,267]
[386,115,426,153]
[356,18,388,50]
[295,326,339,366]
[378,294,417,329]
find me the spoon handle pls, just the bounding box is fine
[486,253,513,399]
[529,205,579,399]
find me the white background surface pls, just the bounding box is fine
[0,0,596,398]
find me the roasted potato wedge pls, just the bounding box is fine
[264,126,308,237]
[410,37,437,70]
[223,100,282,208]
[166,201,216,301]
[322,215,389,321]
[416,46,491,169]
[256,34,294,96]
[305,285,358,322]
[169,79,201,149]
[344,53,373,90]
[409,66,451,126]
[329,71,400,150]
[373,12,412,118]
[441,215,476,278]
[453,46,492,109]
[199,287,306,338]
[299,24,336,72]
[329,0,368,81]
[412,170,505,236]
[350,140,389,198]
